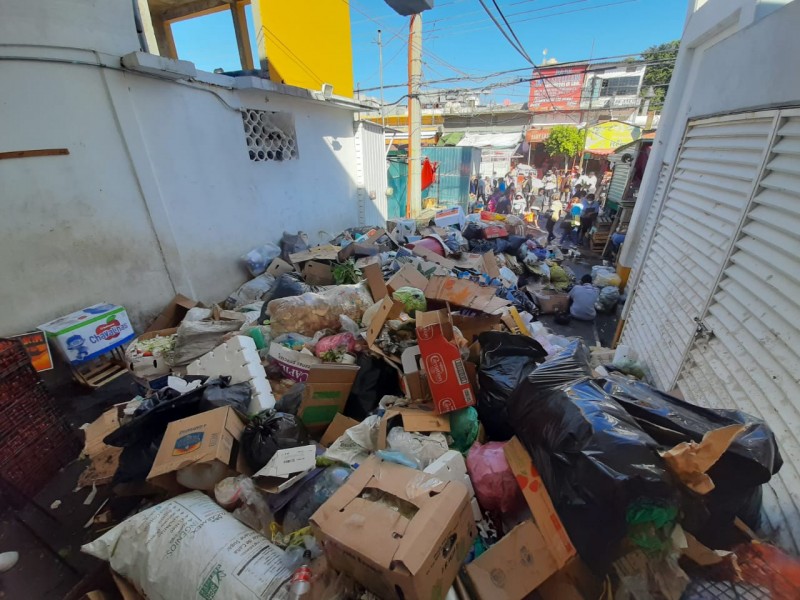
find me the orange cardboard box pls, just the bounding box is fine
[415,309,477,414]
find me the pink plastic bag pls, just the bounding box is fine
[314,332,357,358]
[466,442,525,513]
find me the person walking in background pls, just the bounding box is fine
[542,170,557,204]
[476,176,487,204]
[586,171,598,195]
[546,196,563,243]
[469,176,478,197]
[579,193,599,245]
[569,274,599,321]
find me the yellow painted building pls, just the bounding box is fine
[251,0,354,97]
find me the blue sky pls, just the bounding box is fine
[171,0,687,102]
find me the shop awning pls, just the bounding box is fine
[456,132,522,149]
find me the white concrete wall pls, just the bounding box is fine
[0,0,360,335]
[620,0,799,277]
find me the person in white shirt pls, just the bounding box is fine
[586,171,598,195]
[546,197,563,243]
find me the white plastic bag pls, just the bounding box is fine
[592,265,622,288]
[386,429,449,470]
[242,243,281,277]
[225,273,277,309]
[82,491,291,600]
[323,415,381,465]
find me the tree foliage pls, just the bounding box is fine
[543,125,586,165]
[641,40,680,108]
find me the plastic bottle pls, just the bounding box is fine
[289,564,311,599]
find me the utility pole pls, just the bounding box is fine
[406,13,423,218]
[378,29,385,129]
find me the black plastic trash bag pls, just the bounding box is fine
[106,377,252,484]
[279,231,309,263]
[516,338,592,393]
[601,375,782,486]
[509,377,676,567]
[602,374,781,549]
[343,354,403,421]
[477,332,546,441]
[241,410,310,472]
[274,382,305,415]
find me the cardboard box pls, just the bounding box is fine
[302,261,334,285]
[533,291,570,315]
[425,276,510,314]
[311,457,476,600]
[338,228,394,261]
[363,261,388,301]
[433,206,465,229]
[386,263,429,294]
[401,346,431,401]
[451,314,503,344]
[416,310,477,414]
[39,303,135,365]
[411,245,457,270]
[482,225,508,239]
[377,406,451,449]
[365,297,407,363]
[146,294,198,333]
[504,437,575,568]
[536,557,603,600]
[268,342,322,381]
[290,244,341,265]
[320,413,360,447]
[266,257,295,277]
[147,406,245,487]
[465,520,559,600]
[298,364,360,433]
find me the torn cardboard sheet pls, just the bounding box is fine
[363,262,388,301]
[378,406,451,449]
[289,244,341,265]
[660,424,745,494]
[320,413,360,448]
[425,276,510,313]
[387,263,429,294]
[254,445,316,479]
[266,257,295,277]
[302,261,334,285]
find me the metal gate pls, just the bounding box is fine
[354,120,388,226]
[621,113,776,391]
[676,110,800,551]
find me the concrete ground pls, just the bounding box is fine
[0,249,620,599]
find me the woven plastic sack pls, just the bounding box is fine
[592,265,621,288]
[267,282,374,336]
[82,492,291,600]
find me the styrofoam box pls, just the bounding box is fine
[187,335,275,414]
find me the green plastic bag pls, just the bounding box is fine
[392,286,427,316]
[449,407,479,454]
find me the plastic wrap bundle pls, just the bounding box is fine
[476,332,547,441]
[596,285,620,312]
[592,265,621,288]
[267,282,374,336]
[170,318,245,366]
[509,376,676,567]
[602,374,782,546]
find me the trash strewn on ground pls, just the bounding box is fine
[9,215,792,600]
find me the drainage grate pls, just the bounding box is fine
[241,109,298,162]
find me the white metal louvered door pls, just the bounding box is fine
[677,110,800,552]
[621,113,777,390]
[629,162,671,280]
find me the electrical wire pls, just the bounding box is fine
[476,0,534,65]
[490,0,535,64]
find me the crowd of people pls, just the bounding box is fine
[468,165,604,249]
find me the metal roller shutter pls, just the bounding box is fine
[607,162,631,205]
[677,110,800,551]
[354,121,388,227]
[621,113,776,390]
[629,162,670,280]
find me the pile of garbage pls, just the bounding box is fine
[76,209,796,600]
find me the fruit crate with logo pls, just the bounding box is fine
[38,303,134,388]
[0,338,81,501]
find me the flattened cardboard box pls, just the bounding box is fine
[320,413,360,447]
[504,436,575,568]
[386,263,429,294]
[298,364,360,432]
[147,406,245,487]
[416,309,477,414]
[311,456,476,600]
[425,276,510,314]
[465,520,559,600]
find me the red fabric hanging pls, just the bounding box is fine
[421,157,437,190]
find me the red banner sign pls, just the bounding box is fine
[529,65,587,112]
